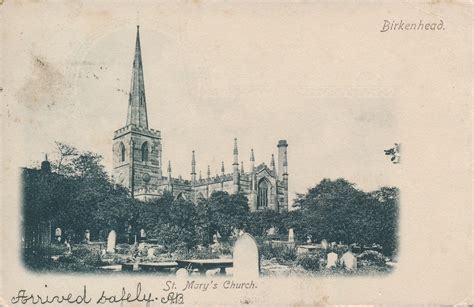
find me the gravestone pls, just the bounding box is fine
[233,233,259,278]
[341,251,357,270]
[106,230,117,253]
[321,239,328,249]
[288,229,294,243]
[65,241,72,255]
[55,228,62,242]
[326,252,338,268]
[140,229,146,240]
[147,247,155,258]
[85,230,90,242]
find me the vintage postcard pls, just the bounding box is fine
[1,1,472,306]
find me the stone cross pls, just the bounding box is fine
[340,251,357,270]
[233,233,259,278]
[106,230,117,253]
[326,251,338,268]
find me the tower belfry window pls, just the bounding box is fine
[120,142,126,162]
[141,142,149,162]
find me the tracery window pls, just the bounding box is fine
[257,179,269,209]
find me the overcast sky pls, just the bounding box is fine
[6,2,401,202]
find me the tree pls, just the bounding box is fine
[52,142,78,176]
[293,178,399,257]
[23,144,135,243]
[204,191,250,242]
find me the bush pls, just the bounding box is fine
[69,246,103,267]
[357,250,386,267]
[260,243,297,262]
[296,253,321,271]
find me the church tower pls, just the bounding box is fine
[112,26,163,198]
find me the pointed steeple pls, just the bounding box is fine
[250,149,255,171]
[167,160,172,174]
[270,154,276,173]
[126,26,148,129]
[191,151,196,183]
[241,161,244,173]
[233,138,239,165]
[221,161,225,175]
[207,165,211,179]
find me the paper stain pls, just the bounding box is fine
[16,56,68,111]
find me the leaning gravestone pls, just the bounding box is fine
[341,251,357,270]
[326,252,338,268]
[106,230,117,253]
[233,233,259,278]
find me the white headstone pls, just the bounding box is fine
[326,252,338,268]
[288,229,294,243]
[106,230,117,253]
[147,247,155,258]
[341,251,357,270]
[233,233,259,278]
[321,239,328,249]
[85,230,90,242]
[65,241,72,255]
[140,229,146,238]
[55,227,62,237]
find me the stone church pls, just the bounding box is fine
[112,27,289,212]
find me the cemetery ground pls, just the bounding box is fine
[22,144,399,277]
[23,236,395,276]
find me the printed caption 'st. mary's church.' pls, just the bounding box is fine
[112,27,289,212]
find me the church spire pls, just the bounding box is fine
[270,153,276,173]
[233,137,239,165]
[191,150,196,183]
[250,149,255,171]
[126,25,148,129]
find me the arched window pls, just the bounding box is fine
[141,142,149,162]
[119,142,126,162]
[257,179,269,209]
